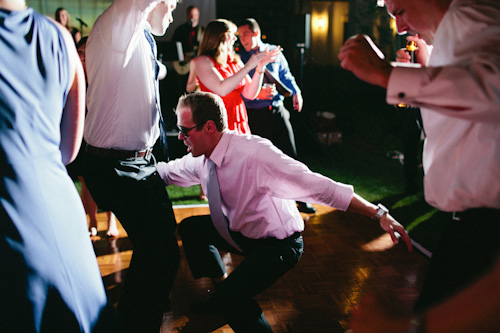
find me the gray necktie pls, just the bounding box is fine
[206,160,242,252]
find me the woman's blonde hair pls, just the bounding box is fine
[198,19,238,64]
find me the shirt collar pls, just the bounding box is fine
[206,130,232,167]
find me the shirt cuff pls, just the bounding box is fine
[330,183,354,211]
[387,66,426,106]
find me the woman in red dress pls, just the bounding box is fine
[187,19,280,134]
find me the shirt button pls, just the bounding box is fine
[398,92,405,98]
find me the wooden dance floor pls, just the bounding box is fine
[92,204,429,332]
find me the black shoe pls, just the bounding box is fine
[297,202,316,214]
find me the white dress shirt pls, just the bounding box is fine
[157,132,354,240]
[84,0,162,151]
[387,0,500,212]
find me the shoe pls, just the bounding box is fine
[89,227,98,237]
[297,202,316,214]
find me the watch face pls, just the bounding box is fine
[374,204,388,220]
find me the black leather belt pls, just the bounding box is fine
[86,145,152,160]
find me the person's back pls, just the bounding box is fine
[82,1,181,331]
[0,7,113,331]
[85,0,160,151]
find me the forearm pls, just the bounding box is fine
[200,64,253,97]
[346,193,378,218]
[388,60,500,122]
[241,68,265,100]
[60,82,85,164]
[156,158,201,188]
[59,23,86,165]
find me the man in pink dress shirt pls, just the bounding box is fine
[157,91,412,332]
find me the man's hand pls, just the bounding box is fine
[257,83,277,100]
[338,34,393,88]
[378,213,413,252]
[293,93,303,112]
[396,34,430,66]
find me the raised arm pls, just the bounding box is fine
[186,59,198,92]
[241,47,281,100]
[194,53,265,97]
[338,34,393,89]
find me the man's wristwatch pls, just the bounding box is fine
[372,203,389,221]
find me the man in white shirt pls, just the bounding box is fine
[83,0,179,331]
[339,0,500,314]
[157,91,412,331]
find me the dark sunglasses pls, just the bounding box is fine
[177,121,206,137]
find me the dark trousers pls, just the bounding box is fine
[83,154,179,333]
[414,208,500,313]
[401,108,423,194]
[178,215,304,332]
[247,104,297,158]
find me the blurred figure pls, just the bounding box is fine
[349,258,500,332]
[68,37,118,237]
[55,7,81,45]
[339,0,500,314]
[172,6,204,79]
[187,19,280,134]
[83,0,180,331]
[0,1,115,331]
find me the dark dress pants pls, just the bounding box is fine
[178,215,304,332]
[247,104,297,158]
[84,154,180,333]
[413,209,500,313]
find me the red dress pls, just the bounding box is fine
[198,56,251,134]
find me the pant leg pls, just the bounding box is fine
[414,210,500,313]
[177,215,228,279]
[217,234,304,332]
[84,155,179,333]
[247,105,297,158]
[401,108,422,194]
[179,215,304,331]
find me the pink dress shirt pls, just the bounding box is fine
[157,131,354,239]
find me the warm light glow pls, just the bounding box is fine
[390,17,397,35]
[317,18,326,29]
[312,10,329,33]
[361,233,397,252]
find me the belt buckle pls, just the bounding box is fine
[452,211,462,221]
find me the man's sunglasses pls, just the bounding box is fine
[177,121,206,137]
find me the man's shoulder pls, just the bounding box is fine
[230,133,275,153]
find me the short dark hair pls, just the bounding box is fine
[176,92,227,132]
[187,5,198,14]
[237,18,261,35]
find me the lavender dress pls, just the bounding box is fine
[0,7,114,331]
